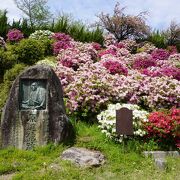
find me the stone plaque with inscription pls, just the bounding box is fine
[116,108,133,135]
[0,65,74,150]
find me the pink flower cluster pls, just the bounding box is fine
[151,48,170,60]
[7,29,24,42]
[102,60,128,75]
[133,56,156,69]
[52,33,74,55]
[142,67,180,80]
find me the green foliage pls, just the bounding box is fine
[51,15,104,44]
[0,10,9,38]
[147,30,167,48]
[12,38,45,65]
[68,22,103,44]
[11,19,34,38]
[0,63,26,118]
[3,63,26,82]
[40,38,54,56]
[52,16,70,33]
[0,47,18,77]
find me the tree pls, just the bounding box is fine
[13,0,52,28]
[163,21,180,45]
[96,2,150,42]
[0,10,9,38]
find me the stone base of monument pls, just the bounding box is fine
[61,147,105,167]
[143,151,180,170]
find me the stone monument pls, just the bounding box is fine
[0,65,74,150]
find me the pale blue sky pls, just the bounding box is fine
[1,0,180,30]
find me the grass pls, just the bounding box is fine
[0,121,179,180]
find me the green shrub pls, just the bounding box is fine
[40,38,54,56]
[147,30,167,48]
[0,48,18,77]
[0,64,27,118]
[12,39,45,65]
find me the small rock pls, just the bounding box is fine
[154,158,167,170]
[61,147,105,167]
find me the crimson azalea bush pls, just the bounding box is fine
[7,29,24,43]
[143,108,180,149]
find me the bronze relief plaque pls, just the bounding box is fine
[19,79,47,110]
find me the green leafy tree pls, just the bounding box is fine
[13,0,52,28]
[0,10,9,38]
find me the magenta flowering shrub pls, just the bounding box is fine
[92,42,102,50]
[133,56,156,69]
[98,48,117,57]
[102,60,128,75]
[7,29,24,43]
[53,41,73,55]
[52,33,72,42]
[52,33,74,55]
[151,48,170,60]
[142,67,180,80]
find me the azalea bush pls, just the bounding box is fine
[7,29,24,43]
[97,103,149,142]
[144,108,180,149]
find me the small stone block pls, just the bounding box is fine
[154,158,167,170]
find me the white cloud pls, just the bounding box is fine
[0,0,180,29]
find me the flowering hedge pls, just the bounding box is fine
[97,103,149,142]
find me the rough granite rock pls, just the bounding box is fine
[0,65,74,149]
[61,147,105,167]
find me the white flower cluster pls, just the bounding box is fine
[97,103,149,142]
[29,30,54,40]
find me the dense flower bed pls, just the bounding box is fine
[54,33,179,118]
